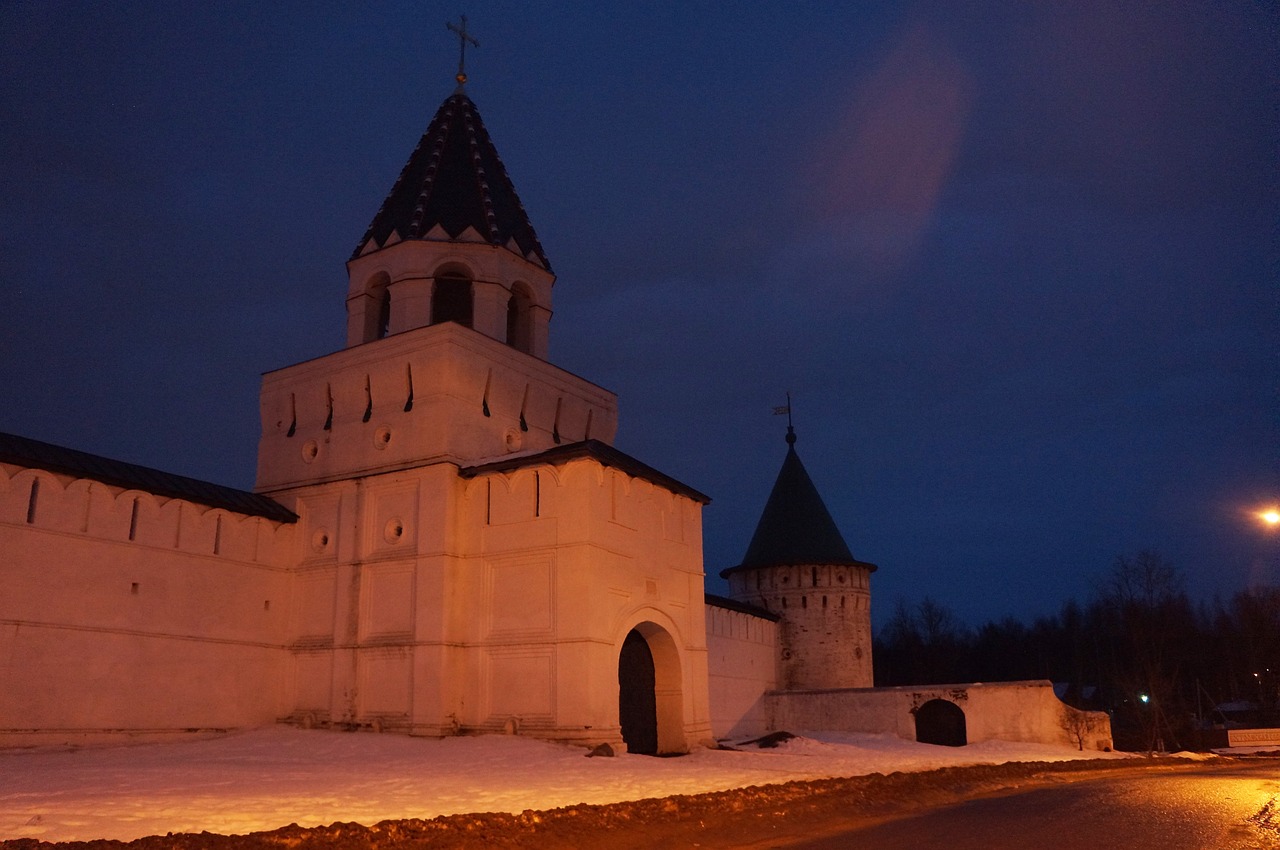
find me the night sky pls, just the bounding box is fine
[3,2,1276,626]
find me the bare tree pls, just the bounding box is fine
[1097,550,1189,752]
[1058,704,1107,751]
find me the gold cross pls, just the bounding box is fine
[446,15,479,85]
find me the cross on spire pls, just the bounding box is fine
[446,15,479,87]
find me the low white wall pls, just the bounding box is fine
[765,680,1113,750]
[1225,728,1280,747]
[705,602,777,738]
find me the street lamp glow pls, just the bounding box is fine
[1261,509,1280,526]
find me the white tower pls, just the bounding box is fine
[722,427,877,690]
[250,70,710,752]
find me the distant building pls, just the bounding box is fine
[1,79,1109,754]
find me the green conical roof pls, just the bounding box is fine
[721,429,876,577]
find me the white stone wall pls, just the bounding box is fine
[726,563,873,690]
[0,464,296,747]
[705,603,777,738]
[457,459,714,751]
[256,322,618,492]
[764,681,1113,750]
[266,453,713,752]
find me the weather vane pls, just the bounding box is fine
[773,392,796,443]
[446,15,479,87]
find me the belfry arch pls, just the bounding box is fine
[506,282,534,353]
[351,271,392,343]
[431,267,474,328]
[617,620,686,755]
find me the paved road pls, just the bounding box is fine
[790,762,1280,849]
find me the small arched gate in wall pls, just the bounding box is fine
[617,622,685,755]
[915,698,967,747]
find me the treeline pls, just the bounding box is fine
[873,550,1280,751]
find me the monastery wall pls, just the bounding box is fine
[0,464,297,746]
[704,603,777,739]
[764,681,1113,750]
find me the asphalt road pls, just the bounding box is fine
[789,762,1280,850]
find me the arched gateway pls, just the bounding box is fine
[618,630,657,754]
[617,622,686,755]
[915,698,967,746]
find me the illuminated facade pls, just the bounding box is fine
[2,87,711,754]
[0,84,1109,754]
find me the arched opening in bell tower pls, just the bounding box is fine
[357,271,392,343]
[505,283,534,353]
[431,268,473,328]
[374,282,391,340]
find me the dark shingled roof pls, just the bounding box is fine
[0,432,297,523]
[353,91,551,271]
[459,439,710,505]
[705,593,781,622]
[721,430,876,578]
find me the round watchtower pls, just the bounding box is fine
[721,428,877,690]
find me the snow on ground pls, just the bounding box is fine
[0,727,1129,843]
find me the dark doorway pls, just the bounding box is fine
[618,629,658,755]
[915,698,967,746]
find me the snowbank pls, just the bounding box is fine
[0,726,1128,842]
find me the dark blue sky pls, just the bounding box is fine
[2,2,1276,626]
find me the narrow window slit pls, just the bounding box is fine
[286,393,297,437]
[404,364,414,412]
[26,478,39,524]
[552,398,563,444]
[535,471,541,517]
[362,375,373,423]
[128,498,140,541]
[213,515,222,555]
[323,385,333,431]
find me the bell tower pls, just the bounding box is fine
[344,88,554,359]
[246,37,712,746]
[254,76,616,493]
